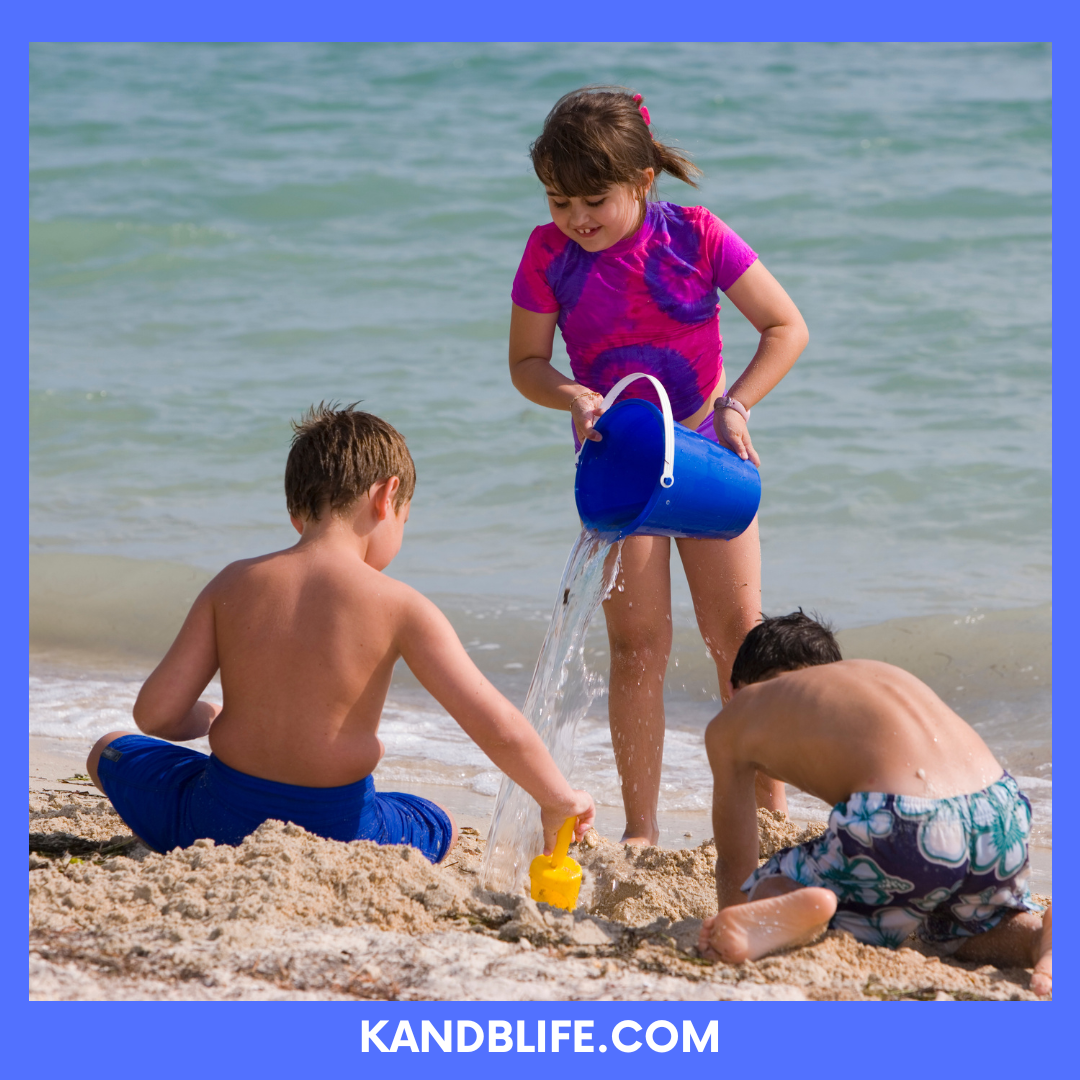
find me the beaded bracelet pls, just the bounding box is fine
[570,390,603,410]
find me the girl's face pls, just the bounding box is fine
[545,170,654,251]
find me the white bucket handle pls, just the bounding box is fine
[578,373,674,487]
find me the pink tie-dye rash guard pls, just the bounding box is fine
[511,201,758,423]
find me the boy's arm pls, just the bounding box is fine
[396,591,594,853]
[133,583,221,741]
[705,710,761,909]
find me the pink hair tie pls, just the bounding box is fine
[632,94,653,137]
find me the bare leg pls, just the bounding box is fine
[698,877,837,962]
[603,535,672,847]
[1032,903,1052,995]
[677,520,786,813]
[86,731,134,795]
[432,803,459,865]
[954,904,1052,996]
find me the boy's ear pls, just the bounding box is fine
[724,678,737,698]
[290,514,304,535]
[371,476,401,520]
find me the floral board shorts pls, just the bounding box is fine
[743,773,1042,949]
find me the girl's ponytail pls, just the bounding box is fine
[531,86,702,197]
[650,134,701,189]
[632,91,700,188]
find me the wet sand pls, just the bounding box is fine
[29,737,1050,1001]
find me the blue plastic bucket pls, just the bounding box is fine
[575,373,761,542]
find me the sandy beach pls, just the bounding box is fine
[30,42,1052,1005]
[29,736,1050,1002]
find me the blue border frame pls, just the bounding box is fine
[18,5,1067,1072]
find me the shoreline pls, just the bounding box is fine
[28,735,743,852]
[29,734,1053,895]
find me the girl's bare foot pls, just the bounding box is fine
[706,887,837,963]
[1031,903,1052,996]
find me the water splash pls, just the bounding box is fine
[480,529,621,893]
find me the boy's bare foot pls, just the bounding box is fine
[620,835,653,848]
[702,887,837,963]
[1031,903,1052,996]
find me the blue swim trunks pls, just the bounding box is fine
[96,734,453,863]
[743,773,1042,949]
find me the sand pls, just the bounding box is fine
[29,790,1048,1001]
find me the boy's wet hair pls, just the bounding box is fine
[285,402,416,521]
[530,86,701,198]
[730,610,842,688]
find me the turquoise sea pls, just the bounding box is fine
[29,43,1051,843]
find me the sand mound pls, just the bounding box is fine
[756,808,827,857]
[32,817,469,937]
[30,790,135,855]
[29,791,1045,1001]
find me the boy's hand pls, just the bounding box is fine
[541,790,595,855]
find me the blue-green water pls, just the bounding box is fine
[29,43,1052,838]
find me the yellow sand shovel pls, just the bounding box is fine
[529,817,582,911]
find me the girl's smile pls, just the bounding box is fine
[545,171,653,251]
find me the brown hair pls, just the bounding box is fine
[530,86,701,198]
[285,402,416,521]
[730,611,842,689]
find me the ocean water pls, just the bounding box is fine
[30,44,1051,842]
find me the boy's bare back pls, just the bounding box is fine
[201,541,423,787]
[136,509,567,800]
[713,659,1003,806]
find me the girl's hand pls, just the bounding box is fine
[713,407,760,468]
[571,390,604,443]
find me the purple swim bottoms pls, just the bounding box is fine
[692,412,721,443]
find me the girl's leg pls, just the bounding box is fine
[603,534,673,846]
[676,519,787,813]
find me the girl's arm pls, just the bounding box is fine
[715,260,809,466]
[509,303,603,443]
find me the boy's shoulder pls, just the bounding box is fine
[206,547,438,642]
[204,549,290,590]
[207,547,420,601]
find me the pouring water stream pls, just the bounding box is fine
[480,529,622,894]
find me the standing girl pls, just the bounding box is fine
[509,87,808,845]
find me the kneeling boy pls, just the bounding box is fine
[697,612,1051,995]
[87,404,594,863]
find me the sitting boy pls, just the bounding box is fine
[697,612,1051,996]
[86,404,594,864]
